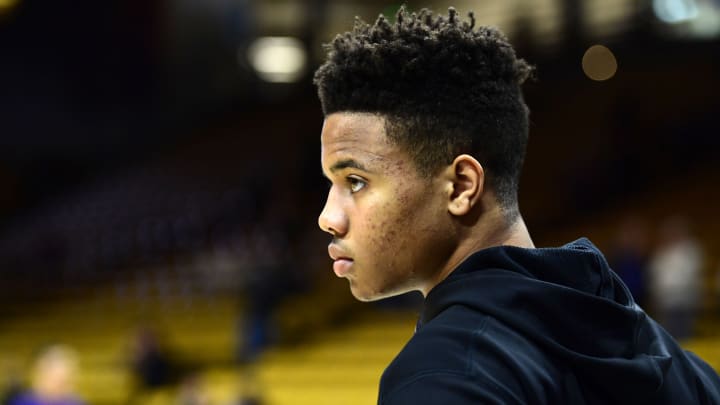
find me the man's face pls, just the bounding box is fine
[319,112,455,301]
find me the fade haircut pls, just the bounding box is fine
[313,7,533,218]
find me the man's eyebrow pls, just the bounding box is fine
[330,159,370,173]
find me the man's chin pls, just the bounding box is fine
[349,281,407,302]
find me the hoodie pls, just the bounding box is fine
[378,238,720,404]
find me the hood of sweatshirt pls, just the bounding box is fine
[419,238,677,403]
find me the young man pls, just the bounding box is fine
[314,7,720,404]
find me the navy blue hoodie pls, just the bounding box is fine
[378,239,720,404]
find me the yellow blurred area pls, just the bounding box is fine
[0,287,415,405]
[1,287,718,405]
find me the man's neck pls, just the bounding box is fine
[421,208,534,297]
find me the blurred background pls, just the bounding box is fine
[0,0,719,403]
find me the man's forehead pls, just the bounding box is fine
[321,112,386,143]
[319,112,424,180]
[320,112,392,165]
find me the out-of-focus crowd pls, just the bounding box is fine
[610,214,718,340]
[1,330,264,405]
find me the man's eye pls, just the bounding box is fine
[348,177,366,193]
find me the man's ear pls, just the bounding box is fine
[446,154,484,216]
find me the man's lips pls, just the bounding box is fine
[328,244,353,277]
[328,244,352,261]
[332,258,353,277]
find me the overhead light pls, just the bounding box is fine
[246,37,307,83]
[653,0,699,24]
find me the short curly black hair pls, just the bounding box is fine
[314,7,533,218]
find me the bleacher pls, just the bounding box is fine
[1,280,717,405]
[0,281,412,404]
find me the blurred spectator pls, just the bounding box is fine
[0,367,24,405]
[609,216,649,307]
[128,326,176,402]
[9,344,85,405]
[236,205,299,363]
[648,216,704,340]
[176,372,210,405]
[231,393,263,405]
[229,370,263,405]
[716,262,720,317]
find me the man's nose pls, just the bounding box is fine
[318,189,348,237]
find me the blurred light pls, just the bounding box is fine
[582,45,618,81]
[688,3,720,37]
[686,0,720,37]
[653,0,699,23]
[0,0,19,12]
[246,37,307,83]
